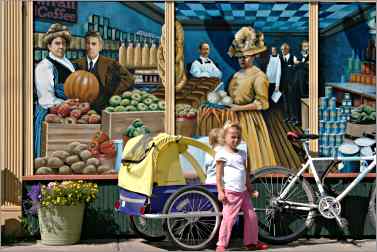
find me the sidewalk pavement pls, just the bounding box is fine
[1,238,376,252]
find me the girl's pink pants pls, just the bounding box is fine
[217,189,258,248]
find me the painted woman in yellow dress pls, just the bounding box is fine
[227,27,277,171]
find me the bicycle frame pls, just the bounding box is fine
[277,140,376,210]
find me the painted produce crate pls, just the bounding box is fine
[101,110,164,140]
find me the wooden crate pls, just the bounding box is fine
[42,122,101,156]
[101,110,165,139]
[346,122,375,138]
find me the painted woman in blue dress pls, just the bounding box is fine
[34,23,75,157]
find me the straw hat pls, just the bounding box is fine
[42,23,72,48]
[228,26,267,58]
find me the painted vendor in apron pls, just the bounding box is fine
[34,23,75,157]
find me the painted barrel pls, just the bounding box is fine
[338,143,360,173]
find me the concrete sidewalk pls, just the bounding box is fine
[1,238,375,252]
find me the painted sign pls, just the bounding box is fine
[34,1,77,23]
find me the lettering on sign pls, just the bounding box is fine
[34,1,77,23]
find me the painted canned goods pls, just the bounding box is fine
[320,97,328,109]
[319,120,325,133]
[331,122,338,134]
[319,146,324,156]
[322,110,330,121]
[328,133,336,146]
[336,108,344,120]
[325,86,333,98]
[330,110,337,121]
[320,134,329,146]
[338,120,347,133]
[328,97,337,111]
[322,146,331,157]
[331,147,339,157]
[345,99,352,107]
[335,133,344,146]
[324,122,331,133]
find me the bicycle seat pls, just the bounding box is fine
[287,131,319,142]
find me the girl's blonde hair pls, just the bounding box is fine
[223,121,242,135]
[208,128,224,147]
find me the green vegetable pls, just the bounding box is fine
[144,127,151,134]
[125,105,137,111]
[105,106,115,113]
[114,106,126,112]
[371,112,376,121]
[132,119,144,128]
[133,127,145,137]
[122,91,132,99]
[362,105,374,114]
[130,100,138,106]
[149,103,158,111]
[124,126,135,137]
[158,101,165,110]
[131,93,142,102]
[143,98,153,105]
[109,95,122,107]
[137,103,148,111]
[120,99,130,106]
[151,96,160,102]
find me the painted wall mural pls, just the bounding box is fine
[318,3,376,173]
[33,1,165,175]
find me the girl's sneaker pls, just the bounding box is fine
[216,246,225,252]
[245,241,269,250]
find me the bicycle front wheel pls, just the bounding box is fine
[251,166,315,244]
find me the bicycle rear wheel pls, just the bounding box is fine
[251,167,315,244]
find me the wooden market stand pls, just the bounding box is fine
[0,0,375,237]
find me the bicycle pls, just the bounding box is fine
[251,131,376,244]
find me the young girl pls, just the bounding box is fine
[215,122,268,252]
[204,128,224,184]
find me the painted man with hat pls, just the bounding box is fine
[227,26,277,171]
[34,23,75,157]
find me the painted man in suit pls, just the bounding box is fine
[279,42,298,124]
[74,31,134,113]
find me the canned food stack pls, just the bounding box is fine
[319,87,348,157]
[341,93,352,121]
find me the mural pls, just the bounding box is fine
[33,1,165,175]
[318,3,376,173]
[168,2,311,172]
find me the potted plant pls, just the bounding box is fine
[25,180,98,245]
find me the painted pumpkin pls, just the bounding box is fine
[64,70,99,102]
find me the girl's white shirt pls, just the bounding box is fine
[215,147,247,192]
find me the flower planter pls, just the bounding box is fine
[38,203,85,245]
